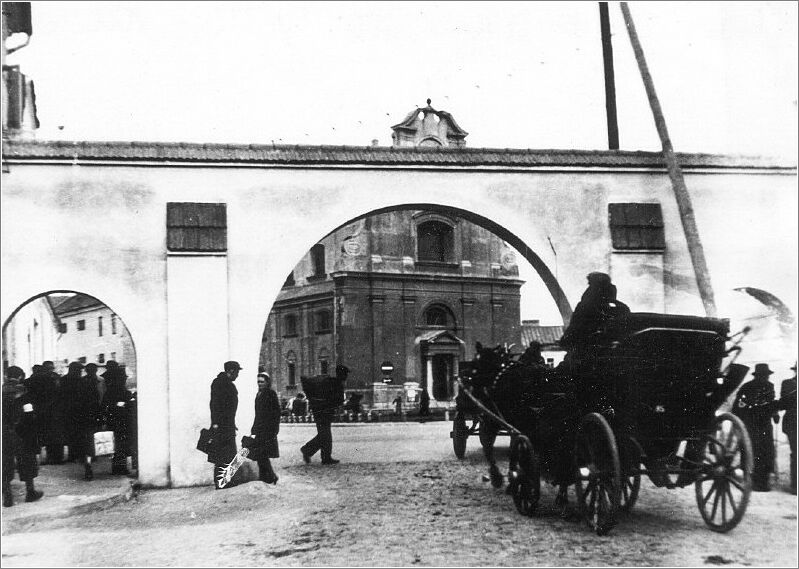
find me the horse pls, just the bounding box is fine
[462,342,579,513]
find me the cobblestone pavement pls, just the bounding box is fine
[1,426,797,567]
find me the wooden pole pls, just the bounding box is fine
[620,2,717,317]
[599,2,620,150]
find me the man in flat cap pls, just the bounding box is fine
[208,361,241,489]
[734,363,779,491]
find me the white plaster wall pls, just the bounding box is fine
[2,297,59,374]
[166,255,230,487]
[2,160,796,486]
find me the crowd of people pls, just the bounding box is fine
[2,359,137,508]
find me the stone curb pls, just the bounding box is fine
[1,480,137,534]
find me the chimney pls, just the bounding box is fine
[371,139,379,147]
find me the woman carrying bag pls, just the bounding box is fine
[250,373,281,484]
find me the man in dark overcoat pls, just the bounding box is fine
[3,366,44,506]
[779,363,797,494]
[209,361,240,489]
[300,364,347,465]
[40,361,65,463]
[734,363,779,491]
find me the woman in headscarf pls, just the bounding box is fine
[250,372,281,484]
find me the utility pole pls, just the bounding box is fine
[599,2,619,150]
[620,2,717,317]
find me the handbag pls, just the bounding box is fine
[241,435,262,461]
[94,430,116,456]
[196,427,215,455]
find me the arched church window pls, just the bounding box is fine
[425,306,449,327]
[310,244,326,277]
[417,221,454,263]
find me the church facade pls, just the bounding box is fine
[261,103,522,407]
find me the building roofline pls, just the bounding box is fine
[2,139,795,170]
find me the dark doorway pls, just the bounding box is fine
[431,354,452,400]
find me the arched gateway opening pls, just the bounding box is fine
[258,204,569,420]
[2,291,139,491]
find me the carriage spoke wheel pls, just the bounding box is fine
[695,412,752,533]
[509,435,540,517]
[574,412,622,536]
[619,436,642,513]
[452,414,468,459]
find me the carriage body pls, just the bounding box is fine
[596,313,735,455]
[459,312,754,535]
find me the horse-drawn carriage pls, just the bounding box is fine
[456,312,753,535]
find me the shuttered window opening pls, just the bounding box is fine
[609,203,665,250]
[166,202,227,252]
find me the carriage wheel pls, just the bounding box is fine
[509,435,540,516]
[619,436,642,513]
[694,412,752,533]
[452,414,468,459]
[574,412,622,536]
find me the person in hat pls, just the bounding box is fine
[778,362,797,494]
[300,364,348,465]
[2,366,44,507]
[559,272,630,367]
[250,372,281,484]
[733,363,780,491]
[208,361,241,489]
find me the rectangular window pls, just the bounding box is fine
[608,203,665,250]
[98,316,103,337]
[283,314,298,337]
[288,362,296,387]
[320,359,329,375]
[315,310,332,333]
[79,356,87,364]
[77,319,86,331]
[546,358,555,368]
[111,314,117,334]
[166,202,227,252]
[98,353,105,364]
[59,323,67,333]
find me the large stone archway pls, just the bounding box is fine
[3,141,796,486]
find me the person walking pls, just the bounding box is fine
[419,388,430,418]
[779,362,797,494]
[733,363,779,491]
[250,372,281,484]
[101,365,133,475]
[3,366,44,507]
[300,364,348,465]
[62,362,100,480]
[208,361,241,489]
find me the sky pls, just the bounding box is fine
[6,1,798,324]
